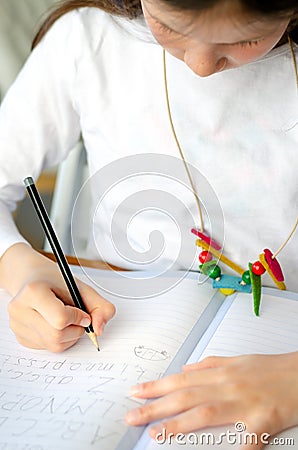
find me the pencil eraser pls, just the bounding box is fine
[24,176,35,187]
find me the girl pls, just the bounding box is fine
[0,0,297,448]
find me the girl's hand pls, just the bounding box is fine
[8,277,115,352]
[0,243,115,352]
[125,353,298,449]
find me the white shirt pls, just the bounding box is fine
[0,8,297,290]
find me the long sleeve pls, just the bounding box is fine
[0,12,81,256]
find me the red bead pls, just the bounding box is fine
[199,250,213,264]
[252,260,266,276]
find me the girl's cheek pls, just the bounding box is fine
[150,33,186,61]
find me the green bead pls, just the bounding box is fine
[242,270,251,285]
[207,265,221,280]
[199,260,217,275]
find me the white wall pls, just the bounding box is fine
[0,0,58,248]
[0,0,57,100]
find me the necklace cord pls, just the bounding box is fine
[288,35,298,89]
[163,38,298,260]
[272,37,298,259]
[272,217,298,259]
[163,49,204,233]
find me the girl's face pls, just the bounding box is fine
[141,0,290,77]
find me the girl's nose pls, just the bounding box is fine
[184,47,227,77]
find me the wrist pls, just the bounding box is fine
[0,242,57,295]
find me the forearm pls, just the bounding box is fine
[0,242,58,295]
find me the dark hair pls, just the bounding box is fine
[32,0,298,48]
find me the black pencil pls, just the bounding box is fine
[24,176,99,351]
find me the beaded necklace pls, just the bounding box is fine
[163,37,298,315]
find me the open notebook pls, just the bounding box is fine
[0,267,297,450]
[130,288,298,450]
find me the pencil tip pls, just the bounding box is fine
[86,331,100,351]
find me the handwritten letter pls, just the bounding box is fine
[0,270,212,450]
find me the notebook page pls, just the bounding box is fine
[138,290,298,450]
[0,270,213,450]
[199,289,298,358]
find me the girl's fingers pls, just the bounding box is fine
[147,405,271,450]
[8,279,112,352]
[127,388,285,450]
[127,353,298,450]
[126,385,225,426]
[14,333,80,353]
[10,308,86,352]
[147,404,278,448]
[148,401,239,439]
[77,280,116,335]
[9,278,115,336]
[9,282,91,329]
[183,355,234,371]
[130,365,224,399]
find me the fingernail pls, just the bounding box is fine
[130,384,140,396]
[80,318,91,327]
[150,424,164,439]
[125,409,140,425]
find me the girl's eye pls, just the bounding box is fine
[153,18,265,46]
[234,39,263,47]
[156,22,177,35]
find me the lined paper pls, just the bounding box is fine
[199,290,298,358]
[138,289,298,450]
[0,269,213,450]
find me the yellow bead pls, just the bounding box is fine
[219,288,235,296]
